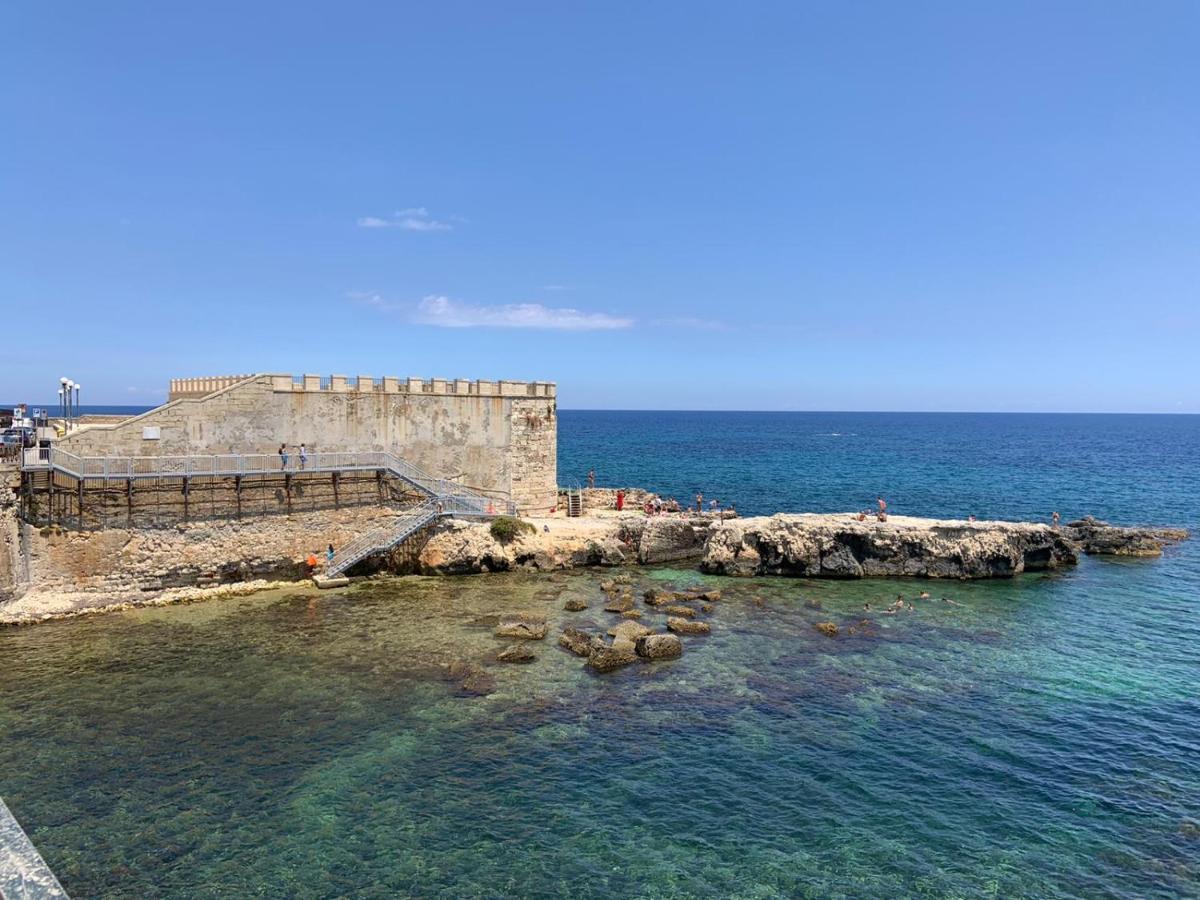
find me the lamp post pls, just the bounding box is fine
[60,377,69,427]
[74,383,81,424]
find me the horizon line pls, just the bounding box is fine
[11,401,1198,416]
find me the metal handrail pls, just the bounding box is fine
[325,500,440,575]
[21,447,516,514]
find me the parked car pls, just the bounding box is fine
[1,427,33,448]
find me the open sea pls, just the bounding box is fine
[2,411,1198,898]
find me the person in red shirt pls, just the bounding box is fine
[615,489,624,511]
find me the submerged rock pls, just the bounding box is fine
[603,595,634,613]
[607,620,653,641]
[643,591,677,607]
[667,617,711,635]
[814,622,839,637]
[620,609,644,620]
[446,660,498,695]
[495,618,548,640]
[563,598,588,611]
[635,633,683,660]
[497,644,536,663]
[587,643,639,672]
[663,605,696,618]
[558,627,604,657]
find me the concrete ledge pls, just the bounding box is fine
[313,575,350,589]
[0,797,69,899]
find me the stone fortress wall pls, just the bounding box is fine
[57,374,558,513]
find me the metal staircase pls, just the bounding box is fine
[324,500,441,575]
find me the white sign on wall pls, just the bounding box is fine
[142,426,161,440]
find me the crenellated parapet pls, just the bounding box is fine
[170,374,556,401]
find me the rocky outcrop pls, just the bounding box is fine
[637,517,708,564]
[558,627,605,657]
[702,514,1080,579]
[1062,517,1189,557]
[418,518,635,575]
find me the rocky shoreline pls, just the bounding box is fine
[0,492,1188,625]
[413,511,1187,580]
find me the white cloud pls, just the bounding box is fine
[357,207,453,231]
[346,290,403,312]
[415,295,632,330]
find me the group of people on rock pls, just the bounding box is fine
[644,496,683,515]
[856,497,889,522]
[597,476,733,517]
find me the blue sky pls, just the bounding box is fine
[2,1,1198,411]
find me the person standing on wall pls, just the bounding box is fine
[299,444,308,470]
[279,443,289,470]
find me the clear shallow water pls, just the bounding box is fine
[2,412,1199,898]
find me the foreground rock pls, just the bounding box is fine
[635,633,683,659]
[702,514,1081,579]
[497,644,536,663]
[558,627,605,657]
[667,617,711,635]
[494,617,548,640]
[1062,517,1189,557]
[607,620,654,641]
[587,643,639,672]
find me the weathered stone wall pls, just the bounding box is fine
[1,505,401,620]
[509,399,557,513]
[57,374,558,513]
[0,470,26,601]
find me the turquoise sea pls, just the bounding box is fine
[2,412,1198,898]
